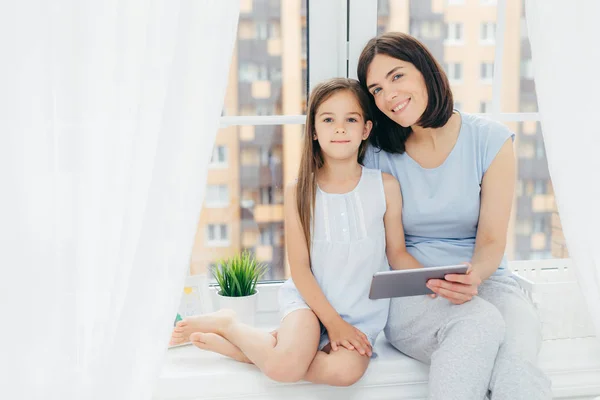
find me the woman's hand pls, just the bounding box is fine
[426,263,481,305]
[326,318,372,356]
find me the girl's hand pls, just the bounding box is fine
[426,263,481,305]
[326,318,372,356]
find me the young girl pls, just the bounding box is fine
[169,78,422,386]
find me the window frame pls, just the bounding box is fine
[210,0,560,289]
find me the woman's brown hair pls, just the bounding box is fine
[296,78,372,250]
[357,32,454,154]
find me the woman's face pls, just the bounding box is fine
[365,54,428,128]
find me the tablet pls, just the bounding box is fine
[368,264,469,300]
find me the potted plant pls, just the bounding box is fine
[211,250,268,326]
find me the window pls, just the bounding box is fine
[205,224,230,246]
[420,21,443,40]
[479,101,491,113]
[445,22,463,44]
[256,22,268,40]
[520,59,534,80]
[371,0,567,262]
[239,62,258,82]
[444,63,462,82]
[193,1,568,282]
[480,22,496,44]
[209,146,227,168]
[480,62,494,82]
[534,180,547,195]
[259,226,274,246]
[256,104,274,115]
[259,187,274,204]
[269,22,281,39]
[205,185,229,208]
[535,140,546,159]
[532,216,547,234]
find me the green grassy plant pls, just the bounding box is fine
[212,251,268,297]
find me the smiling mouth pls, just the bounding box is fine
[391,98,410,113]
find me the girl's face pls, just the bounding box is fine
[365,54,428,128]
[313,90,372,162]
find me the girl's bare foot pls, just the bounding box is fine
[190,332,252,363]
[169,309,237,346]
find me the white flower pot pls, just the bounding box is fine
[216,290,259,326]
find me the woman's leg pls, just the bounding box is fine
[304,345,371,387]
[173,309,321,383]
[385,295,505,400]
[479,276,552,400]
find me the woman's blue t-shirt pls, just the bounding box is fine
[363,111,515,274]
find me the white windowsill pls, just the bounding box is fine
[157,259,600,400]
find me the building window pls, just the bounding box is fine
[480,62,494,82]
[444,62,462,82]
[205,224,230,246]
[479,101,492,113]
[532,216,547,234]
[270,67,282,81]
[239,62,258,83]
[256,104,274,115]
[534,180,547,195]
[480,22,496,44]
[260,147,272,165]
[209,146,228,168]
[420,21,443,40]
[259,187,274,204]
[268,22,281,39]
[258,65,268,81]
[301,27,308,58]
[205,185,229,208]
[256,22,268,40]
[259,226,274,246]
[445,22,464,44]
[520,59,534,80]
[535,140,546,159]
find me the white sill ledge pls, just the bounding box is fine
[156,260,600,400]
[155,333,600,400]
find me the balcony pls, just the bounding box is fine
[253,204,284,223]
[240,164,283,189]
[239,125,283,148]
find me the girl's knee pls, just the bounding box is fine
[262,356,306,383]
[328,363,367,387]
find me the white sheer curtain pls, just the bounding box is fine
[0,1,239,399]
[525,0,600,337]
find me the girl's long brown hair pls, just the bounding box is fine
[296,78,372,250]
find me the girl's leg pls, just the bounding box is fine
[479,276,552,400]
[303,345,370,387]
[175,308,321,383]
[190,332,251,363]
[385,295,505,400]
[189,330,278,364]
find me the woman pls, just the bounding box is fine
[357,32,552,400]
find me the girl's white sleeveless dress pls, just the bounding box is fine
[278,167,391,351]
